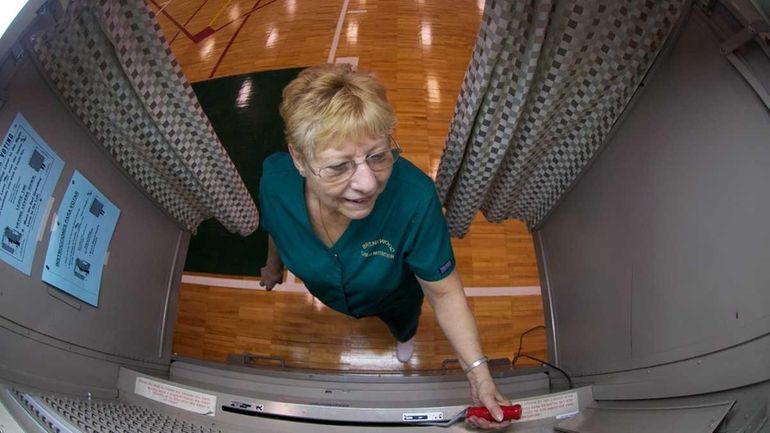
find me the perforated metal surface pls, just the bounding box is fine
[11,388,223,433]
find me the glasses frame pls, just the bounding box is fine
[308,135,402,183]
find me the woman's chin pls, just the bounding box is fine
[340,203,375,220]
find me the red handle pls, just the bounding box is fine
[466,404,522,421]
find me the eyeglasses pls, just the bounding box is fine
[308,136,402,183]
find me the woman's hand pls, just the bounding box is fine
[466,373,512,430]
[417,271,512,429]
[259,266,283,291]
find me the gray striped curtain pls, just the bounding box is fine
[436,0,688,237]
[30,0,258,235]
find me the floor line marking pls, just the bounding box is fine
[208,0,233,27]
[181,274,541,297]
[157,0,176,14]
[209,0,261,78]
[149,0,196,40]
[169,0,211,45]
[212,0,280,32]
[150,0,279,44]
[328,0,351,63]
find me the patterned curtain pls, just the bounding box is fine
[436,0,688,236]
[29,0,258,235]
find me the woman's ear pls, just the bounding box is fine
[288,145,307,177]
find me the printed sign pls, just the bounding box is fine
[0,113,64,275]
[515,391,579,422]
[135,377,217,416]
[42,171,120,306]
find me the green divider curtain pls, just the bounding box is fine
[30,0,258,235]
[436,0,688,236]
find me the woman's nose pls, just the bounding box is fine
[348,161,377,193]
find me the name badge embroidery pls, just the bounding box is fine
[361,238,395,259]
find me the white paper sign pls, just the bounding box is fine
[134,377,217,416]
[0,113,64,275]
[42,171,120,306]
[515,391,579,421]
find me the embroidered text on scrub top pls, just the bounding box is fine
[361,238,395,259]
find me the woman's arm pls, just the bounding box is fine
[260,235,284,291]
[418,270,512,430]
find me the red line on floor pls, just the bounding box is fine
[149,0,196,40]
[208,0,263,78]
[152,0,281,45]
[212,0,281,32]
[170,0,211,45]
[169,29,181,44]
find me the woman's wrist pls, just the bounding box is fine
[465,359,493,382]
[463,355,489,374]
[264,258,283,270]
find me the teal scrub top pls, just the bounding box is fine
[258,152,455,317]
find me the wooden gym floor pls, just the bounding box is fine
[149,0,548,371]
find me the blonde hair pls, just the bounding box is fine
[279,63,396,160]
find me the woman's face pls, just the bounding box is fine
[292,135,393,220]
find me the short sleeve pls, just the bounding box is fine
[404,190,456,282]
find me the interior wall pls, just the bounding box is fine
[535,7,770,393]
[0,32,188,391]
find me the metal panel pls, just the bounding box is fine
[555,401,734,433]
[587,333,770,400]
[536,7,770,385]
[119,364,596,432]
[166,359,551,408]
[0,315,168,397]
[0,21,185,389]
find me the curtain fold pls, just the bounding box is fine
[30,0,258,235]
[436,0,688,236]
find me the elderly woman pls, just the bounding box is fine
[258,63,510,429]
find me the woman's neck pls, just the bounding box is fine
[306,189,350,246]
[319,203,349,226]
